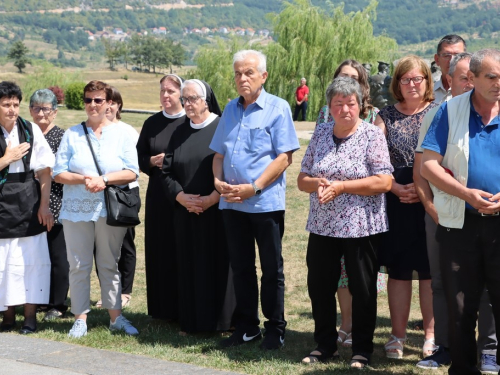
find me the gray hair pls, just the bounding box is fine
[181,79,206,99]
[448,52,472,76]
[29,89,57,110]
[470,49,500,76]
[233,49,267,74]
[326,77,363,108]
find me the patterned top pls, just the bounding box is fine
[44,126,65,224]
[300,121,393,238]
[316,105,379,126]
[378,103,438,168]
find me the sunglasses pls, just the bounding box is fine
[83,98,106,105]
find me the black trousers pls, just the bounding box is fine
[437,213,500,375]
[222,209,286,336]
[293,102,308,121]
[47,224,69,312]
[306,232,381,355]
[119,227,136,295]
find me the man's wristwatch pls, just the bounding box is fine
[102,175,109,186]
[251,182,262,196]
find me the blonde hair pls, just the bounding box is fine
[390,55,434,103]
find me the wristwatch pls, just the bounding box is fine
[251,182,262,196]
[102,175,109,186]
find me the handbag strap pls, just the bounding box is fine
[81,122,103,176]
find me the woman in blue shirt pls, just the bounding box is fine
[53,81,139,338]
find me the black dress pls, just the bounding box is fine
[162,116,236,332]
[378,103,437,280]
[137,111,185,320]
[45,126,70,312]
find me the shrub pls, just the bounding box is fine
[48,86,65,104]
[65,82,86,110]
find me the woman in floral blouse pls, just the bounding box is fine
[298,77,393,369]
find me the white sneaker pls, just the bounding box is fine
[480,354,500,374]
[68,319,87,338]
[109,315,139,336]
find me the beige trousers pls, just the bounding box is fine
[62,217,126,315]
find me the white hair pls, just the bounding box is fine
[233,49,267,73]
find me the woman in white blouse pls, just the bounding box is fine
[54,81,139,338]
[0,81,54,334]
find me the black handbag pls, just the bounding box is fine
[82,123,141,227]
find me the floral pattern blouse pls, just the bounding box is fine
[378,103,438,168]
[301,121,393,238]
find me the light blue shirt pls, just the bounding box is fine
[209,88,300,213]
[53,122,139,222]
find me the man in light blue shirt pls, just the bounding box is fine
[210,49,300,350]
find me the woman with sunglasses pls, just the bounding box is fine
[315,59,384,348]
[136,74,185,322]
[374,55,437,359]
[161,79,235,334]
[28,89,69,322]
[53,80,139,338]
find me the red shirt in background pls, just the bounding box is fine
[296,85,309,102]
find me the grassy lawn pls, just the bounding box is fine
[1,68,445,374]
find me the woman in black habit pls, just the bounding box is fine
[161,79,235,333]
[137,74,185,320]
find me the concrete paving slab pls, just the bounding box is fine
[0,333,242,375]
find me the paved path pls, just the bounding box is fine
[0,333,241,375]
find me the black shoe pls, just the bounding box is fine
[43,308,65,322]
[260,331,285,350]
[416,346,451,369]
[220,329,262,348]
[0,322,16,332]
[19,325,37,335]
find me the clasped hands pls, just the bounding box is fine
[215,180,255,203]
[467,189,500,215]
[176,192,217,215]
[317,178,344,204]
[392,182,420,204]
[84,175,106,193]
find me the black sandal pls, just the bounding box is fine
[350,354,370,369]
[301,348,339,364]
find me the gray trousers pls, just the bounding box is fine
[62,217,126,315]
[425,213,497,354]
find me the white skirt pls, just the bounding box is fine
[0,232,51,311]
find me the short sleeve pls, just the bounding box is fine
[209,111,226,155]
[31,123,55,172]
[53,130,73,177]
[270,105,300,155]
[421,103,449,156]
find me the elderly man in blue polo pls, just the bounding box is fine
[210,49,300,350]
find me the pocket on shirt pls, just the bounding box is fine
[247,127,271,152]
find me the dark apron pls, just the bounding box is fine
[0,118,45,239]
[0,171,45,239]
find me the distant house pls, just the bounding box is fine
[246,28,255,36]
[191,28,202,34]
[86,30,94,41]
[234,27,245,36]
[114,28,124,35]
[219,27,229,34]
[153,27,167,35]
[201,27,210,34]
[258,29,270,37]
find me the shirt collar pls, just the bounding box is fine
[237,87,267,109]
[434,77,447,93]
[469,89,500,127]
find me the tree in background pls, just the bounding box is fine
[188,0,398,115]
[266,0,398,120]
[8,40,31,73]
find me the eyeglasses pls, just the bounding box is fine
[83,98,106,105]
[438,52,459,59]
[399,76,425,85]
[180,95,202,105]
[31,106,53,115]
